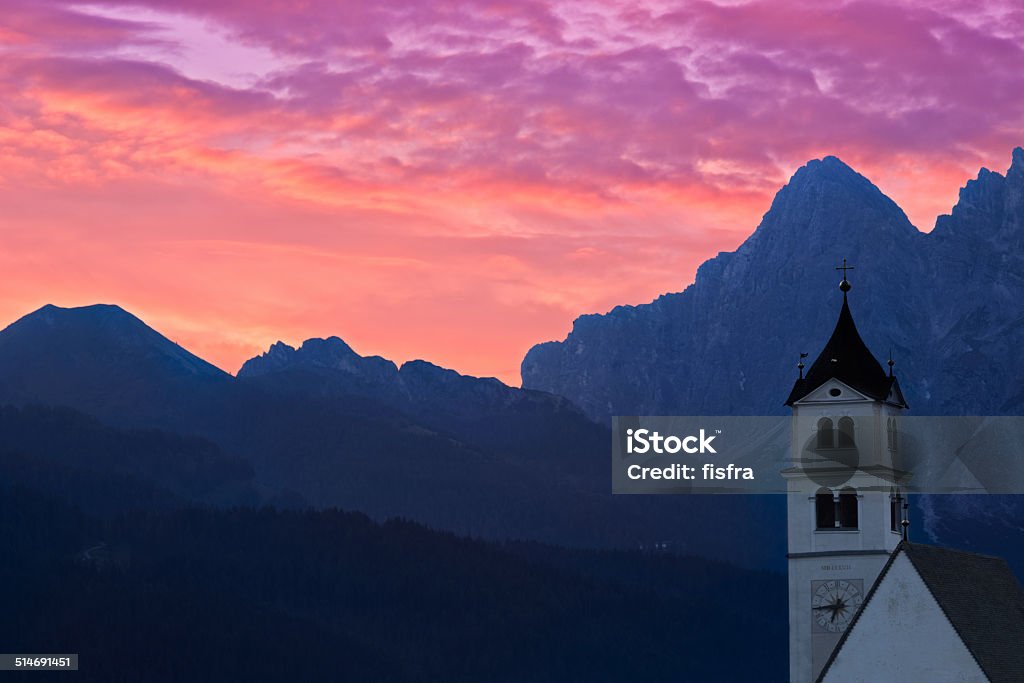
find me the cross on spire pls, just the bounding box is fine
[836,258,854,292]
[836,258,854,279]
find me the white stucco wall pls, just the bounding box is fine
[821,553,987,682]
[788,384,905,683]
[788,552,890,683]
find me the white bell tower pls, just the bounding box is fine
[784,265,908,683]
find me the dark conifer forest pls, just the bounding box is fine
[0,405,785,681]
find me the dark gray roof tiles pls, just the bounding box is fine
[818,541,1024,682]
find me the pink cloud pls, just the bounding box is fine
[0,0,166,51]
[1,0,1023,383]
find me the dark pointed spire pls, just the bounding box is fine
[785,269,906,407]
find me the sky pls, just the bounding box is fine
[1,0,1023,383]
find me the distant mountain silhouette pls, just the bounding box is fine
[240,337,407,403]
[0,304,782,564]
[522,148,1024,420]
[240,338,601,470]
[234,333,783,565]
[0,304,230,426]
[0,340,787,679]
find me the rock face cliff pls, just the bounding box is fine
[522,149,1024,420]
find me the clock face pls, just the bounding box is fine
[811,579,863,633]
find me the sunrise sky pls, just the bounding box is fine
[2,0,1022,383]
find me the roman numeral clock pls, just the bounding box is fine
[811,579,864,633]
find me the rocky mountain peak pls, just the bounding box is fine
[23,303,137,329]
[690,155,919,306]
[301,336,356,356]
[267,341,296,356]
[400,359,505,391]
[933,147,1024,243]
[781,155,888,202]
[237,341,296,376]
[1011,146,1024,174]
[742,155,917,257]
[1,303,227,380]
[1005,147,1024,199]
[0,303,230,428]
[238,335,398,380]
[523,147,1024,420]
[958,166,1005,207]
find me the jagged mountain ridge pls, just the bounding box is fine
[0,302,786,564]
[237,336,618,481]
[521,148,1024,420]
[239,336,585,426]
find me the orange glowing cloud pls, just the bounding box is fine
[1,0,1023,384]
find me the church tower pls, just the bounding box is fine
[784,265,908,683]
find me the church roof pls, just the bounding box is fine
[785,290,905,406]
[817,541,1024,682]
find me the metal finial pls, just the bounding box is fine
[836,258,854,292]
[901,501,910,541]
[798,352,808,379]
[888,352,895,377]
